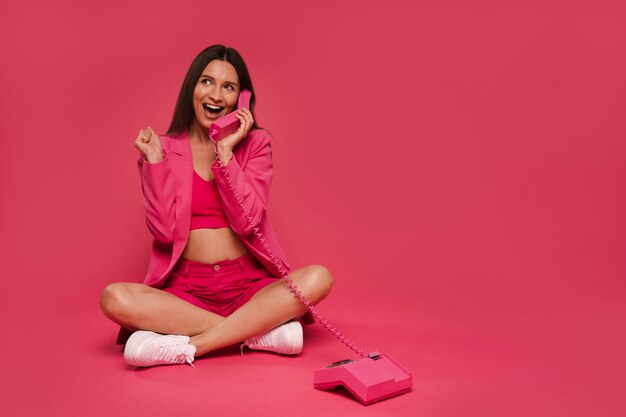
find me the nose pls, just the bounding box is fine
[207,86,223,103]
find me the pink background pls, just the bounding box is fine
[1,0,625,416]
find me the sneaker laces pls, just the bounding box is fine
[241,331,274,355]
[155,336,196,367]
[241,323,294,355]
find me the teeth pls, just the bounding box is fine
[204,104,222,110]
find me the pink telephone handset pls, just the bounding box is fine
[212,97,413,404]
[209,89,252,141]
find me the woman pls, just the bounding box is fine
[99,45,334,368]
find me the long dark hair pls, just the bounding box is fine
[166,45,259,136]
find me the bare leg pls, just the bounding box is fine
[99,283,225,336]
[190,264,334,356]
[99,264,333,356]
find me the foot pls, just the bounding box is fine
[124,330,197,367]
[242,320,303,355]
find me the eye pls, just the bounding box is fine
[225,85,235,91]
[201,79,211,85]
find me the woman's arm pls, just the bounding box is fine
[137,153,177,244]
[211,129,273,235]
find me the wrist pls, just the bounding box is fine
[216,142,233,164]
[216,142,232,155]
[218,149,233,165]
[145,151,164,163]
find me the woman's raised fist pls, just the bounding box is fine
[134,127,163,163]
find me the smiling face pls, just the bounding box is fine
[192,59,240,131]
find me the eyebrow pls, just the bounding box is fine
[199,74,239,86]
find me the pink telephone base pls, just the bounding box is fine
[313,352,412,405]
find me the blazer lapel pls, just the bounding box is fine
[167,132,192,238]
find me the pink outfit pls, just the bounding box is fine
[190,169,229,229]
[138,128,292,285]
[115,128,311,345]
[163,252,277,317]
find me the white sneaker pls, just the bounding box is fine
[124,330,196,367]
[242,320,303,355]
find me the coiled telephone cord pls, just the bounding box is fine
[213,146,367,358]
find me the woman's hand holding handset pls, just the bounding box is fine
[213,108,255,161]
[134,127,163,163]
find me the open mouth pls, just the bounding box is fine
[202,103,224,115]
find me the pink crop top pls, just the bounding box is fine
[190,169,229,230]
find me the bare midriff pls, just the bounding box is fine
[181,228,249,264]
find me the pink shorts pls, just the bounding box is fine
[162,252,278,317]
[115,252,314,345]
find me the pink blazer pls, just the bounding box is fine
[116,128,308,345]
[138,128,293,286]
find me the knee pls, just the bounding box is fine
[306,264,334,301]
[99,282,134,322]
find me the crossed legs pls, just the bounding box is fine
[99,264,333,356]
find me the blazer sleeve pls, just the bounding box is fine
[211,130,272,235]
[137,151,177,244]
